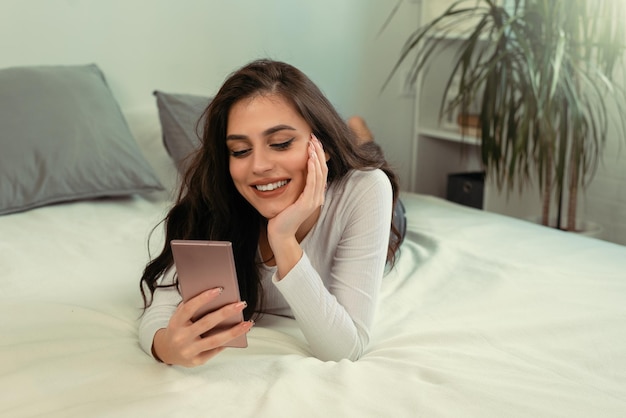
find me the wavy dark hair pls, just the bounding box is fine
[140,59,401,319]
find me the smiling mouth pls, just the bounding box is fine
[254,180,289,192]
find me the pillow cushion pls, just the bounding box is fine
[0,64,163,215]
[153,90,212,173]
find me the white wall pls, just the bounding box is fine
[0,0,419,191]
[584,117,626,245]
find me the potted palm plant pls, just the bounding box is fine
[388,0,626,231]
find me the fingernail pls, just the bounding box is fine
[208,287,223,296]
[236,301,248,309]
[243,320,255,331]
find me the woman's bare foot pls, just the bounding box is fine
[347,116,374,144]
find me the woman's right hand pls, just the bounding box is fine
[151,287,254,367]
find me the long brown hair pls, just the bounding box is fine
[140,59,401,319]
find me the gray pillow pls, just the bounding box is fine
[153,90,212,173]
[0,64,163,215]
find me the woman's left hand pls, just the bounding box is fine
[266,133,328,276]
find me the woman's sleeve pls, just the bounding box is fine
[273,170,393,361]
[138,267,181,357]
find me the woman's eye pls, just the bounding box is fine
[230,149,250,158]
[271,138,294,150]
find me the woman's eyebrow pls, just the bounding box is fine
[226,134,248,141]
[226,124,297,141]
[262,124,297,136]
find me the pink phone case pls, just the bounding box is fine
[170,239,247,348]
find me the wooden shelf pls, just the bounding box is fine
[418,127,481,145]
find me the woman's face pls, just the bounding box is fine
[226,94,311,219]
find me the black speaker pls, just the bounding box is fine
[446,172,485,209]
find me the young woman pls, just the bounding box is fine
[139,59,403,366]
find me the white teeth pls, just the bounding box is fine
[255,180,288,191]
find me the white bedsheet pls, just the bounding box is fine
[1,111,626,417]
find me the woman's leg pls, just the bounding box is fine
[346,116,407,252]
[347,116,375,145]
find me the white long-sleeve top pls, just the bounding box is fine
[138,169,393,361]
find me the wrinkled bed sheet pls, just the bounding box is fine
[1,191,625,418]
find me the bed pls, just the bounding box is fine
[1,64,626,418]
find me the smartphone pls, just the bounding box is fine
[170,239,247,348]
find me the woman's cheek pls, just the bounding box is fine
[228,159,247,195]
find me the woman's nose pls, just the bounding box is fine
[251,148,274,173]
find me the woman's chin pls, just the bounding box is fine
[256,205,285,220]
[249,194,298,219]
